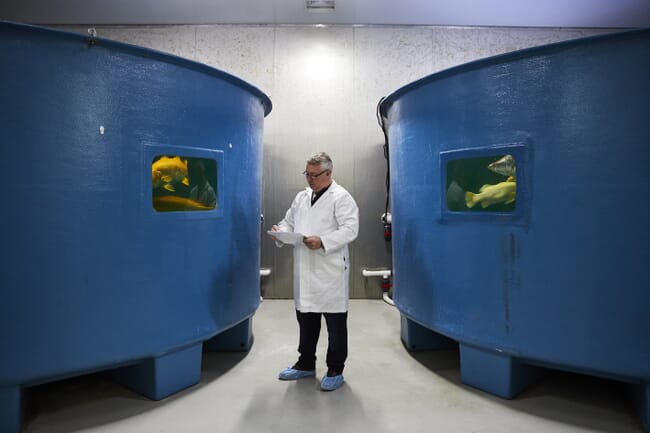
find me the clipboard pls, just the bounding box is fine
[266,230,305,245]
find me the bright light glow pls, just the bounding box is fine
[296,43,343,82]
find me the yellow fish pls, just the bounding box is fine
[153,195,215,212]
[465,180,516,209]
[152,156,189,192]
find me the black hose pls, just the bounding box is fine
[376,97,390,216]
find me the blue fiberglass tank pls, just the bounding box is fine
[0,21,271,433]
[380,28,650,430]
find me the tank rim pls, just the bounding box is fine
[379,26,649,118]
[0,20,272,116]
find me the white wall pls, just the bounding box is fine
[62,24,611,298]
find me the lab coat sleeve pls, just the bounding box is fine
[321,193,359,254]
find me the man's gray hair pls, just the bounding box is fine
[307,152,333,171]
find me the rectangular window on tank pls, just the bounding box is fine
[446,154,516,212]
[152,155,218,212]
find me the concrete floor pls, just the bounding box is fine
[23,300,642,433]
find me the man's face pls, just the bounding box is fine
[304,164,331,192]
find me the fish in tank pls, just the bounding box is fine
[465,178,516,209]
[487,154,516,178]
[152,155,190,192]
[152,155,218,212]
[446,154,516,212]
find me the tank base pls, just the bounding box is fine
[459,344,543,399]
[400,314,457,351]
[638,382,649,433]
[0,386,21,433]
[111,342,202,400]
[204,317,253,352]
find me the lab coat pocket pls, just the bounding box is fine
[315,250,345,282]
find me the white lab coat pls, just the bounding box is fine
[276,180,359,313]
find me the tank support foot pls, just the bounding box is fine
[204,317,253,352]
[459,343,542,399]
[0,385,22,433]
[400,314,457,351]
[112,343,202,400]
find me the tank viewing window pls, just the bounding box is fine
[446,154,516,212]
[152,155,218,212]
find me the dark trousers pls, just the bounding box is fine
[294,310,348,376]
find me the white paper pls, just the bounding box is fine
[266,230,305,245]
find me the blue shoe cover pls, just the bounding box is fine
[278,367,316,380]
[320,374,344,391]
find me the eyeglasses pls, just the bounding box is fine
[302,169,329,179]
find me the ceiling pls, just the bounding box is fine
[1,0,649,28]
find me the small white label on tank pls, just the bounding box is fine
[229,143,233,149]
[99,125,105,135]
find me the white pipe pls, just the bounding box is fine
[382,291,395,306]
[361,268,391,278]
[362,268,395,307]
[259,268,272,302]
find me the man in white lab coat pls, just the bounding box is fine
[271,152,359,391]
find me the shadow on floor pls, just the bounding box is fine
[22,348,250,433]
[407,347,642,432]
[231,377,394,433]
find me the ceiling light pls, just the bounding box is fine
[305,0,335,12]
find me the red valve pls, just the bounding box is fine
[383,223,392,241]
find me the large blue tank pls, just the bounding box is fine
[380,28,650,430]
[0,21,271,433]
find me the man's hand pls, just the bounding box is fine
[303,236,322,250]
[270,225,280,241]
